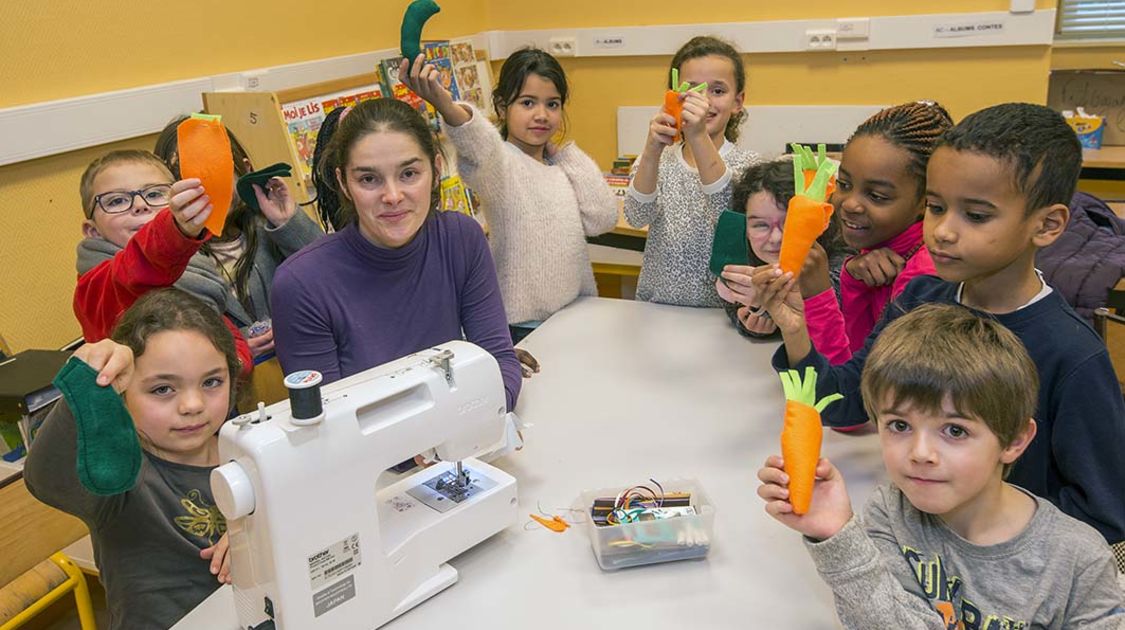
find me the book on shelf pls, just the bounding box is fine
[282,85,384,181]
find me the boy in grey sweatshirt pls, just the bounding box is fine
[757,303,1124,629]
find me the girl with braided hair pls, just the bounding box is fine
[803,102,950,368]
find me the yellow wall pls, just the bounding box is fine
[486,0,1056,167]
[0,0,1077,352]
[0,0,484,353]
[549,46,1052,169]
[1050,45,1125,70]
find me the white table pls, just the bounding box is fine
[174,297,886,629]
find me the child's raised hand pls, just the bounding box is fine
[200,533,232,584]
[398,55,469,125]
[738,306,778,336]
[718,264,759,306]
[756,455,853,541]
[645,109,679,152]
[679,90,709,138]
[751,266,806,336]
[845,247,905,288]
[72,339,134,393]
[169,178,213,239]
[798,243,833,298]
[246,329,275,359]
[252,178,296,227]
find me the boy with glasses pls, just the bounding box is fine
[73,150,251,375]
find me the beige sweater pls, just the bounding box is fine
[444,104,618,324]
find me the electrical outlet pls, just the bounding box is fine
[804,29,837,51]
[548,37,576,57]
[836,17,870,39]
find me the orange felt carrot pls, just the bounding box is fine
[177,113,234,237]
[664,90,683,141]
[661,68,707,143]
[778,143,838,275]
[779,367,843,515]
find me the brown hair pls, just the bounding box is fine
[111,288,241,409]
[79,150,173,219]
[848,101,954,199]
[320,98,441,226]
[860,303,1037,476]
[669,36,746,142]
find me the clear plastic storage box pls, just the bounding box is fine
[574,478,715,571]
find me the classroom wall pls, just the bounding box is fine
[486,0,1057,168]
[0,0,485,353]
[1050,45,1125,70]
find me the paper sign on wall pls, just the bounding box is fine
[933,20,1006,38]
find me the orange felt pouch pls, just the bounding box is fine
[177,115,234,237]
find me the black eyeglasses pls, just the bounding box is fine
[90,184,172,216]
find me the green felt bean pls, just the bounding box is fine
[400,0,441,62]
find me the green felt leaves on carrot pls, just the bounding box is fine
[779,367,843,515]
[400,0,441,62]
[177,113,234,237]
[778,143,839,275]
[662,68,707,143]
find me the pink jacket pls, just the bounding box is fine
[804,221,935,365]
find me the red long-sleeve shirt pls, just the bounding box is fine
[73,209,252,378]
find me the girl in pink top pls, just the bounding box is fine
[799,102,953,365]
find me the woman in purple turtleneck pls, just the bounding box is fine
[270,99,521,410]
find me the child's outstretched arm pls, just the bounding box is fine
[758,462,950,629]
[624,98,680,228]
[75,186,213,342]
[24,340,137,525]
[399,55,470,127]
[752,266,813,365]
[400,55,519,222]
[680,90,726,187]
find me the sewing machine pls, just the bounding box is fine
[210,341,519,630]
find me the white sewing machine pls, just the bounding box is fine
[210,341,519,630]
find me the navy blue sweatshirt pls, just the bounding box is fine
[773,275,1125,543]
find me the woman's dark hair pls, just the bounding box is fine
[847,101,954,199]
[320,98,441,226]
[731,159,844,266]
[669,36,746,142]
[311,106,348,231]
[154,117,260,309]
[491,47,569,140]
[111,288,240,408]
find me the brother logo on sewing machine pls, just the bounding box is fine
[407,468,498,513]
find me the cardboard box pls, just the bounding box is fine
[1048,69,1125,146]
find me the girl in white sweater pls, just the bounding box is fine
[401,49,617,343]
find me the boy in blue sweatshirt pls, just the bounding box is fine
[754,103,1125,546]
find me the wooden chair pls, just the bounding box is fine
[0,477,95,629]
[237,356,289,414]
